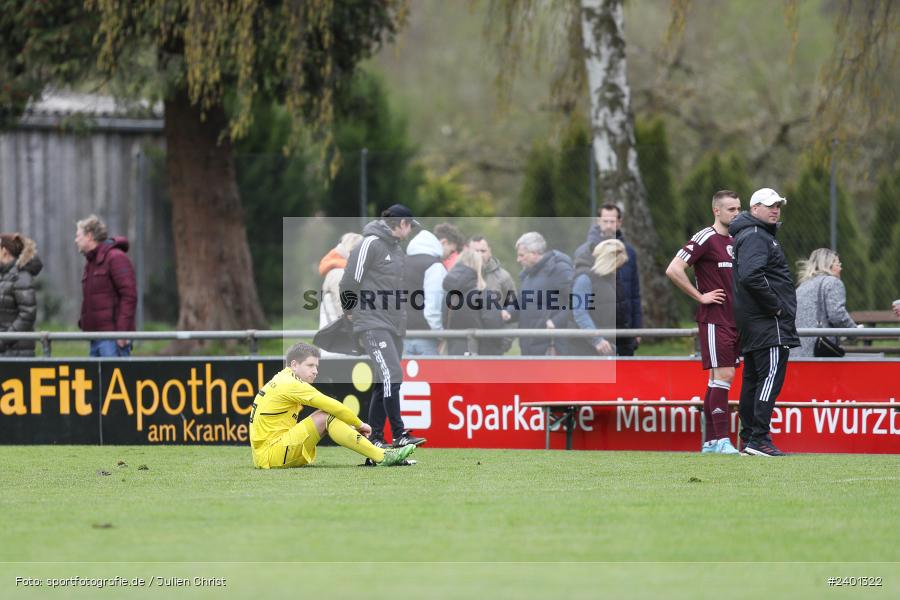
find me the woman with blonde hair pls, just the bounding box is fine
[0,233,43,356]
[792,248,857,357]
[442,248,504,355]
[318,232,363,328]
[570,239,634,356]
[456,248,486,289]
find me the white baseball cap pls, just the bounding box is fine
[749,188,787,207]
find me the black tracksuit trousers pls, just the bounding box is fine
[361,329,405,441]
[739,345,789,445]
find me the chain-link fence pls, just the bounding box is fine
[2,139,897,335]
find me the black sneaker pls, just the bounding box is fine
[743,441,786,457]
[370,438,389,450]
[392,430,426,448]
[360,457,416,467]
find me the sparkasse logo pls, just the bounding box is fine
[400,360,431,429]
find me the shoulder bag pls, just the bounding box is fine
[813,277,845,358]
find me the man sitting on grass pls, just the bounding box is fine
[249,342,415,468]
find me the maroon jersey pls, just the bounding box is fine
[675,226,736,326]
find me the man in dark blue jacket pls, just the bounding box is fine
[502,232,574,356]
[729,188,800,457]
[578,204,641,355]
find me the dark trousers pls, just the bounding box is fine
[361,329,405,440]
[739,346,789,445]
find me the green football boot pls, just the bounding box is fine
[379,444,416,466]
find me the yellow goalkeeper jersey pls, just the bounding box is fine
[249,367,362,451]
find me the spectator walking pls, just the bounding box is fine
[403,229,447,356]
[570,239,635,357]
[729,188,800,457]
[75,215,137,357]
[340,204,426,449]
[502,232,573,356]
[317,233,363,328]
[0,233,43,357]
[792,248,857,358]
[666,190,743,454]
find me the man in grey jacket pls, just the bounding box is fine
[470,236,516,301]
[470,236,516,354]
[729,188,800,457]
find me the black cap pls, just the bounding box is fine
[383,204,422,229]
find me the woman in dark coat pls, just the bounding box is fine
[569,239,634,356]
[0,233,43,357]
[442,249,505,355]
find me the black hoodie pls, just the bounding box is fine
[728,212,800,352]
[340,220,408,335]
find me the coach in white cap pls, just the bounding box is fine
[727,188,800,457]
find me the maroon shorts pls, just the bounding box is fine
[698,322,740,370]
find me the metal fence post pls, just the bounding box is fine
[247,331,259,356]
[829,139,838,252]
[589,143,597,218]
[136,149,146,335]
[41,333,51,357]
[360,147,369,232]
[466,329,478,356]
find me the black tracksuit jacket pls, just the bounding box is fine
[729,212,800,352]
[340,220,408,336]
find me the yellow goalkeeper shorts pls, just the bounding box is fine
[254,417,321,469]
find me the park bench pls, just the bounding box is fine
[847,310,900,355]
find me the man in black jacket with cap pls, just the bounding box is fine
[340,204,426,449]
[729,188,800,457]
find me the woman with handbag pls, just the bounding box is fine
[792,248,857,357]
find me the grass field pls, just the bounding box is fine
[1,446,897,598]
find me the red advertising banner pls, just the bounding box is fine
[2,357,897,453]
[398,358,900,454]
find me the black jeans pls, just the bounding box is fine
[361,329,405,440]
[739,345,789,445]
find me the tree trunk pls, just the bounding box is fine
[581,0,675,327]
[164,89,266,345]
